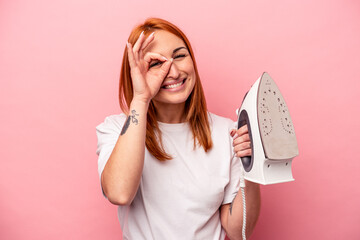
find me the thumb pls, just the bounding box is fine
[158,58,173,78]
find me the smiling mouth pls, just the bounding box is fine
[162,78,187,89]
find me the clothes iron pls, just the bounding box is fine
[237,72,299,185]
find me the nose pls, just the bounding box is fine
[166,60,180,79]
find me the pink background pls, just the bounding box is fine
[1,0,359,239]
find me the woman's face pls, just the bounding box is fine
[144,30,196,106]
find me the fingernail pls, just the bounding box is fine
[232,133,238,139]
[162,56,168,61]
[170,58,174,62]
[126,42,130,48]
[149,32,155,37]
[140,31,144,37]
[230,129,236,136]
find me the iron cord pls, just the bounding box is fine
[231,153,247,240]
[241,186,246,240]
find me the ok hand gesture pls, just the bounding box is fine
[126,31,173,104]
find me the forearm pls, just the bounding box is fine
[101,99,149,205]
[226,180,261,240]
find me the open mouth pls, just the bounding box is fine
[161,78,187,89]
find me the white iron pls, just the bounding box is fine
[237,72,299,185]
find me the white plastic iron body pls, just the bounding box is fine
[237,72,299,185]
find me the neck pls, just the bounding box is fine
[152,101,186,123]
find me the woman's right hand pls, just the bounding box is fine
[126,31,173,104]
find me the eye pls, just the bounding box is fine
[174,54,186,59]
[149,61,162,68]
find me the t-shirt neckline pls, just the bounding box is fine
[157,121,189,132]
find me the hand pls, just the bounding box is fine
[230,125,252,158]
[126,31,173,103]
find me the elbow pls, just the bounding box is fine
[106,191,133,206]
[225,225,244,240]
[225,232,240,240]
[226,231,250,240]
[228,237,242,240]
[101,175,134,206]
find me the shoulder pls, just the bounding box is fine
[208,112,235,130]
[96,113,128,134]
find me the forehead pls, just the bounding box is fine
[144,30,186,54]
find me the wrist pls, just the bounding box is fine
[130,97,150,109]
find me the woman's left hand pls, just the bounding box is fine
[230,125,252,158]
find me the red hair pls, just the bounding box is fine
[119,18,213,160]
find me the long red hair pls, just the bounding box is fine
[119,18,213,160]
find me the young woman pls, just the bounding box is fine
[96,18,260,240]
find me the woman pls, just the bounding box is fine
[96,18,261,240]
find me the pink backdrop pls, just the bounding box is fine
[1,0,359,239]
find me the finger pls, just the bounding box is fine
[233,141,251,152]
[158,58,173,78]
[142,59,172,98]
[141,32,155,52]
[133,31,146,61]
[233,134,250,145]
[139,32,155,60]
[126,42,137,69]
[144,52,168,65]
[146,59,173,88]
[143,52,168,71]
[236,124,249,136]
[230,129,237,137]
[235,149,252,158]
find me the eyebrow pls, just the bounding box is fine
[173,47,187,54]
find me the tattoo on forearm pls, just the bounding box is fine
[120,116,131,135]
[120,109,139,135]
[229,196,236,215]
[130,109,139,124]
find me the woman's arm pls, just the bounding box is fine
[101,31,172,205]
[101,99,149,205]
[220,181,261,240]
[220,125,261,239]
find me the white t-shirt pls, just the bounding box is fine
[96,112,244,240]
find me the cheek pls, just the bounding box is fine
[175,58,195,73]
[184,62,196,87]
[187,73,196,93]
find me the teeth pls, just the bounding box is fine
[164,80,184,89]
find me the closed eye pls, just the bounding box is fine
[174,54,186,59]
[149,61,162,68]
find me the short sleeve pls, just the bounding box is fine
[222,121,246,205]
[95,114,127,196]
